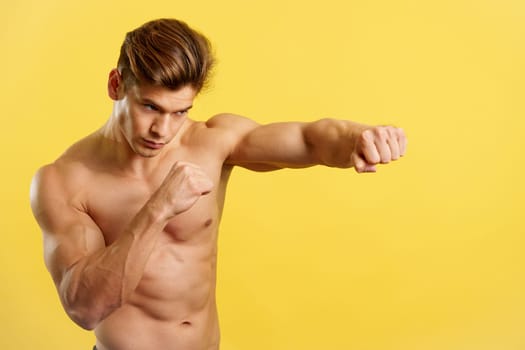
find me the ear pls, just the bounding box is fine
[108,69,124,100]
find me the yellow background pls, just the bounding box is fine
[2,0,524,349]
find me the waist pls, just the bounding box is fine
[95,302,219,350]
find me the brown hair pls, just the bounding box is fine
[117,18,214,93]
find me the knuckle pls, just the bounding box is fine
[360,130,374,145]
[375,127,387,141]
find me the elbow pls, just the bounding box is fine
[59,270,123,330]
[66,305,101,330]
[62,289,120,330]
[72,316,98,331]
[60,280,103,330]
[63,295,123,330]
[64,304,104,331]
[65,298,121,330]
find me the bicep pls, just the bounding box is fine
[31,167,105,285]
[42,216,105,286]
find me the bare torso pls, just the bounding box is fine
[60,120,232,350]
[33,98,404,350]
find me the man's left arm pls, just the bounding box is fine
[210,114,407,172]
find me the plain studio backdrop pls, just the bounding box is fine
[2,0,524,349]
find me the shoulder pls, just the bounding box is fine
[205,113,259,132]
[31,163,61,205]
[30,161,87,216]
[30,163,75,233]
[201,113,261,147]
[181,113,260,155]
[31,136,98,217]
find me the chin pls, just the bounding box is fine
[140,150,161,158]
[133,146,162,158]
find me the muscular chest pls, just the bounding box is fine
[89,184,214,244]
[84,161,223,246]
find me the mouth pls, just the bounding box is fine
[142,138,165,150]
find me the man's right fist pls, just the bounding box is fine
[153,161,214,218]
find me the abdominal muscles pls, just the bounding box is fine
[95,236,219,350]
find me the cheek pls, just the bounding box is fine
[171,118,184,133]
[123,108,148,135]
[172,117,187,132]
[118,114,133,136]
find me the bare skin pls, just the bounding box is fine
[30,69,407,350]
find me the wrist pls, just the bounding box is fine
[142,199,172,224]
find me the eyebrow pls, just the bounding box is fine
[141,98,193,114]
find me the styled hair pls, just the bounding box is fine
[117,18,214,93]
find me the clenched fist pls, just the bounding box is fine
[152,161,214,219]
[351,126,407,173]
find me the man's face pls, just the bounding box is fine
[117,83,196,157]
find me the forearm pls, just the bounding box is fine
[304,118,369,168]
[60,202,166,329]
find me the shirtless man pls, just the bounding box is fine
[30,18,407,350]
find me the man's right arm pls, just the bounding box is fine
[30,162,212,330]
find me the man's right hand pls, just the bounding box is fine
[152,162,214,219]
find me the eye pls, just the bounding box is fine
[175,110,189,117]
[143,104,158,111]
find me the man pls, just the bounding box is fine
[30,18,407,350]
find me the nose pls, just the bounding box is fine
[150,114,170,138]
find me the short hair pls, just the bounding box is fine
[117,18,214,93]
